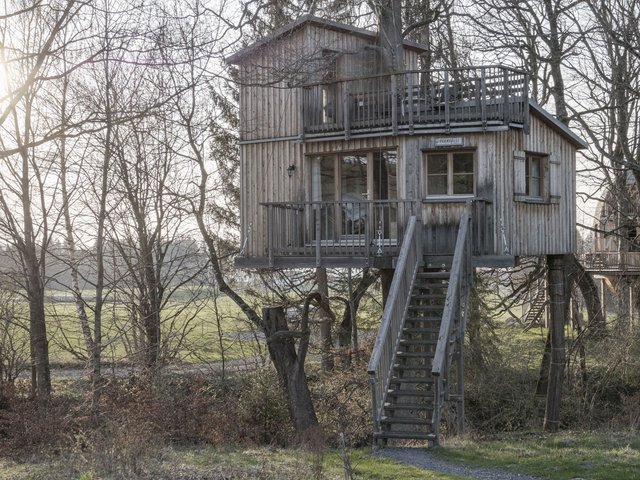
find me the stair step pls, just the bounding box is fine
[397,349,435,357]
[399,339,438,346]
[413,283,448,290]
[390,377,434,384]
[387,389,433,398]
[417,272,450,279]
[405,316,441,322]
[403,327,440,334]
[411,293,445,299]
[380,416,432,425]
[394,364,434,371]
[384,402,433,411]
[408,305,444,312]
[374,431,434,440]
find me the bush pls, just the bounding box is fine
[311,355,372,447]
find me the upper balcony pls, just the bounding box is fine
[301,65,529,140]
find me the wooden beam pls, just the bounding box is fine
[543,254,567,432]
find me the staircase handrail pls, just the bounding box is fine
[432,201,471,376]
[431,201,472,440]
[367,215,422,432]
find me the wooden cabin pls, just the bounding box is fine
[228,15,587,445]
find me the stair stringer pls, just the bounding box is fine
[368,216,423,439]
[430,202,475,446]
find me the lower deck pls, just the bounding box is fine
[235,199,515,269]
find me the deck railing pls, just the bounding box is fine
[579,252,640,271]
[302,65,528,137]
[262,200,417,265]
[431,201,473,445]
[367,215,422,433]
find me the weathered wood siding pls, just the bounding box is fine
[509,112,577,256]
[235,23,422,258]
[240,141,305,258]
[237,26,420,143]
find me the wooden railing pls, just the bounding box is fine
[579,252,640,271]
[422,199,494,256]
[262,200,417,265]
[431,201,473,444]
[302,66,528,137]
[367,215,423,433]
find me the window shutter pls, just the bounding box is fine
[549,152,561,199]
[513,150,526,195]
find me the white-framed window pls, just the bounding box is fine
[425,151,474,196]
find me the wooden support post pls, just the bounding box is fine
[600,277,607,323]
[315,205,322,267]
[444,70,451,129]
[267,205,274,268]
[629,284,635,330]
[343,84,351,139]
[391,74,398,135]
[544,254,567,432]
[456,333,465,435]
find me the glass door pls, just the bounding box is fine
[340,155,368,236]
[311,150,398,243]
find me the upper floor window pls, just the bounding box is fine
[514,150,560,203]
[425,151,474,196]
[526,154,544,198]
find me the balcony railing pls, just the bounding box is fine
[301,65,528,138]
[260,199,494,266]
[263,200,417,265]
[579,252,640,272]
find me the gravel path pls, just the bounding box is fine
[373,447,544,480]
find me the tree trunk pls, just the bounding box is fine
[373,0,405,72]
[567,254,605,335]
[380,268,394,309]
[536,329,551,396]
[316,267,334,372]
[27,269,50,398]
[263,306,318,433]
[543,254,567,432]
[337,268,377,347]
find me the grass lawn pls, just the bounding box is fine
[41,295,261,365]
[1,432,638,479]
[437,431,640,480]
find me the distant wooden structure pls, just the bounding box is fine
[579,188,640,324]
[228,15,586,445]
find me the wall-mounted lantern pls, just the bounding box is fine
[287,164,296,177]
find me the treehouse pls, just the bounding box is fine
[582,183,640,274]
[579,181,640,325]
[228,15,586,445]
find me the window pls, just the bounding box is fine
[514,150,559,203]
[425,151,474,196]
[526,154,544,198]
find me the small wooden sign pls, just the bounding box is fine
[434,137,464,148]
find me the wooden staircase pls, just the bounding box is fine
[368,202,474,447]
[375,270,449,443]
[524,280,547,327]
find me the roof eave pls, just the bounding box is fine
[226,14,428,65]
[529,100,588,150]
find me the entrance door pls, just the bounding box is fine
[311,150,397,240]
[340,154,368,235]
[372,151,398,239]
